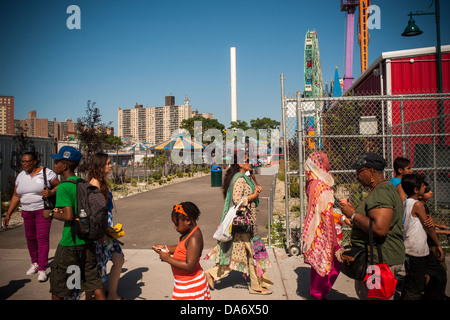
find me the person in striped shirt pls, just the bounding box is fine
[153,202,211,300]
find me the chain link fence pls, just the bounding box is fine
[279,90,450,254]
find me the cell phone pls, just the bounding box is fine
[153,245,168,253]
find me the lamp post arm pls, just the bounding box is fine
[410,12,435,16]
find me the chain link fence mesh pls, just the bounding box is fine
[279,93,450,252]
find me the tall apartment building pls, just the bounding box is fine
[0,96,14,135]
[118,95,192,144]
[16,111,77,140]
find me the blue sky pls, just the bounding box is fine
[1,0,449,134]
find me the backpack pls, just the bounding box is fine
[62,179,109,241]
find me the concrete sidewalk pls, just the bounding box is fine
[1,244,450,301]
[0,246,362,300]
[1,173,449,301]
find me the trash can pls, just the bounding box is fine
[211,165,222,187]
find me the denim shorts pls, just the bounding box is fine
[50,243,103,298]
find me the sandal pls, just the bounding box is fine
[249,288,272,295]
[205,271,214,290]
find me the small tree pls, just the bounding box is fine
[229,120,250,131]
[76,100,113,175]
[180,116,226,143]
[250,117,280,130]
[12,125,38,173]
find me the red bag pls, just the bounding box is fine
[364,263,397,300]
[363,220,398,300]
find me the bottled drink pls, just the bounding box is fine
[78,209,90,234]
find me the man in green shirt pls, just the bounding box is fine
[44,146,105,300]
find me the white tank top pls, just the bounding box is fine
[403,198,429,257]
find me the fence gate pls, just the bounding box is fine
[281,77,450,255]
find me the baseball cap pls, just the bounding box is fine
[351,152,386,171]
[51,146,82,162]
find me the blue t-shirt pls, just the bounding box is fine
[390,176,409,223]
[390,177,401,189]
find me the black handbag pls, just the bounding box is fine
[340,245,367,280]
[340,220,376,281]
[232,207,253,233]
[42,167,56,210]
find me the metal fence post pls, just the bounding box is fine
[267,196,272,247]
[280,74,291,249]
[296,91,305,252]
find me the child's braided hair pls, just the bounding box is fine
[172,201,201,222]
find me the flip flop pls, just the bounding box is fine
[249,288,272,295]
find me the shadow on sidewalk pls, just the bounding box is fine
[0,279,31,300]
[294,266,358,300]
[111,267,149,300]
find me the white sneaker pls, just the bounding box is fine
[38,271,47,282]
[26,263,38,275]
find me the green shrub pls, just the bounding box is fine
[152,172,162,180]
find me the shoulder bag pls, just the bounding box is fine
[213,200,242,242]
[340,220,376,280]
[232,206,254,233]
[363,220,397,299]
[42,167,56,210]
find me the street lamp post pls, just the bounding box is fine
[402,0,444,144]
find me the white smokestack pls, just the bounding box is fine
[230,47,237,122]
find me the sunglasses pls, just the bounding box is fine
[356,167,370,175]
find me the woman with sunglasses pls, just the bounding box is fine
[3,151,60,282]
[339,152,405,300]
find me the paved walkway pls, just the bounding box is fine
[1,173,449,302]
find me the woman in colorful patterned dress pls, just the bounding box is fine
[205,152,273,295]
[302,152,348,300]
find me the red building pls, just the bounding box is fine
[344,45,450,168]
[346,45,450,95]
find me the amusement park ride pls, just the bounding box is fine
[341,0,372,92]
[302,0,373,148]
[303,30,324,149]
[303,0,372,98]
[304,30,324,99]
